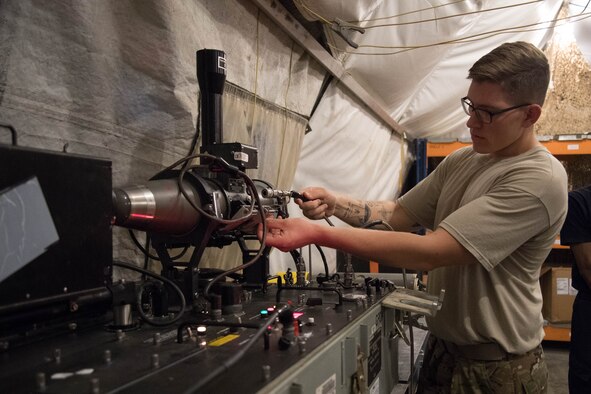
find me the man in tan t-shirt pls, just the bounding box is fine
[258,41,567,393]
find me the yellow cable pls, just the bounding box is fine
[326,11,591,56]
[354,0,468,23]
[278,41,295,186]
[293,0,332,24]
[398,133,407,196]
[361,0,543,29]
[252,8,260,129]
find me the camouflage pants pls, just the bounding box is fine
[417,335,548,394]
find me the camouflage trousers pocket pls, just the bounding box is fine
[514,354,548,394]
[417,338,548,394]
[448,351,548,394]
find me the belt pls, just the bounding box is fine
[436,337,539,362]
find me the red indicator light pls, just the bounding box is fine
[130,213,154,219]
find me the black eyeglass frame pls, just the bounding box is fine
[461,96,531,124]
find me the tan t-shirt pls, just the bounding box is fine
[397,145,567,354]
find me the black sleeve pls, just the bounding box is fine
[560,185,591,245]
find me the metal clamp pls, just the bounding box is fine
[330,18,365,49]
[382,288,445,317]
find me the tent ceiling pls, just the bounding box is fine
[275,0,591,140]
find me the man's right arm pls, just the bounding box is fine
[297,187,417,232]
[333,195,416,231]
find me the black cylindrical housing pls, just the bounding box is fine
[197,49,226,150]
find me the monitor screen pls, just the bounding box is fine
[0,144,112,315]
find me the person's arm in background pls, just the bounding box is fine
[571,243,591,289]
[295,187,417,232]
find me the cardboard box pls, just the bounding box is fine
[540,266,577,323]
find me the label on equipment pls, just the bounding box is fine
[234,151,249,162]
[218,55,226,71]
[369,377,380,394]
[316,373,336,394]
[367,328,382,386]
[208,334,240,347]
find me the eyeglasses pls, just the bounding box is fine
[461,96,530,124]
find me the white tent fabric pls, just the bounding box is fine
[269,0,567,275]
[301,0,564,139]
[570,1,591,65]
[269,81,409,274]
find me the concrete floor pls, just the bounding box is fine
[544,341,570,394]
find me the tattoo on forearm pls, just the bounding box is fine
[367,201,394,224]
[341,200,364,220]
[363,204,371,224]
[338,199,395,228]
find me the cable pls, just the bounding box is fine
[176,320,262,343]
[127,229,188,262]
[184,95,201,170]
[150,152,257,227]
[361,220,393,231]
[360,1,543,29]
[176,155,256,225]
[293,0,332,24]
[314,244,330,281]
[408,310,416,394]
[330,11,591,56]
[202,172,268,300]
[359,220,409,289]
[181,305,288,394]
[0,123,17,146]
[252,8,261,127]
[112,260,186,327]
[291,191,335,227]
[358,218,417,393]
[128,151,270,305]
[142,232,151,278]
[355,0,469,23]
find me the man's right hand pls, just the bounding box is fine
[294,187,337,220]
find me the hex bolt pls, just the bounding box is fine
[262,365,271,381]
[326,322,333,336]
[298,294,306,306]
[347,309,353,321]
[90,377,100,394]
[54,348,61,364]
[151,353,160,369]
[298,337,307,354]
[36,372,46,392]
